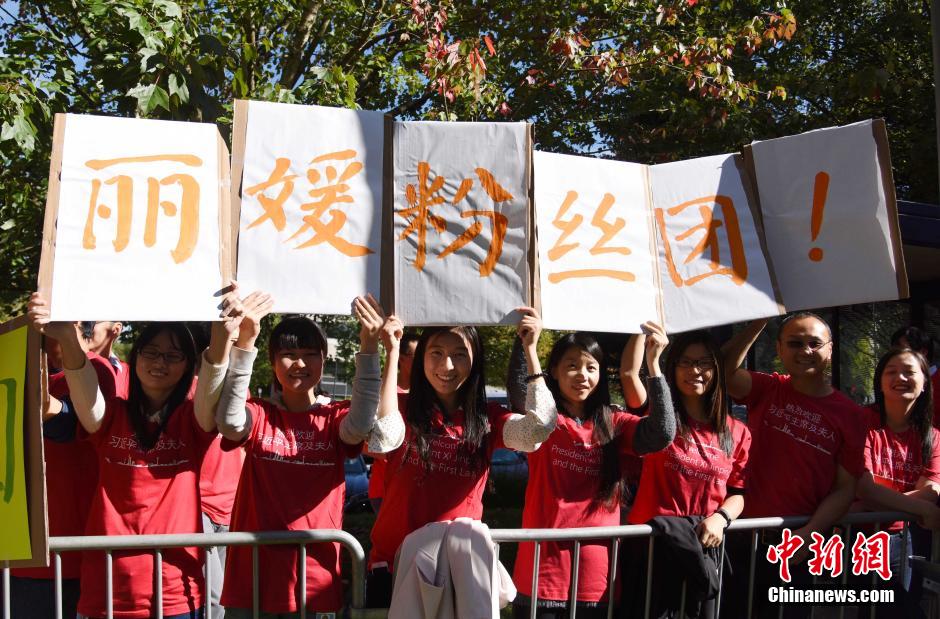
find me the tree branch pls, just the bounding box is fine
[279,0,325,88]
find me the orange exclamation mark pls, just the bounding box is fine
[808,171,829,262]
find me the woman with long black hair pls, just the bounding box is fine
[509,327,676,619]
[27,288,259,619]
[620,325,751,619]
[367,308,557,607]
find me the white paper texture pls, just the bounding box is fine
[534,151,658,333]
[750,120,898,311]
[393,121,530,325]
[649,154,781,332]
[50,114,222,320]
[236,101,383,313]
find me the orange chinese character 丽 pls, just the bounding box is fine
[807,531,844,578]
[82,154,202,264]
[546,190,634,283]
[765,528,804,583]
[286,150,372,256]
[397,163,512,277]
[655,195,748,288]
[851,531,892,581]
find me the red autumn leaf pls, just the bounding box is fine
[483,34,496,56]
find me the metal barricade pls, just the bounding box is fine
[1,512,931,619]
[3,529,365,619]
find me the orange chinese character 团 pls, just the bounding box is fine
[655,195,748,288]
[546,190,634,283]
[397,163,512,277]
[286,150,372,256]
[82,154,202,264]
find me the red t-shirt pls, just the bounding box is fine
[737,372,865,518]
[368,395,513,568]
[78,399,214,619]
[864,406,940,532]
[513,412,638,602]
[221,399,361,613]
[199,437,245,526]
[629,417,750,524]
[14,354,125,581]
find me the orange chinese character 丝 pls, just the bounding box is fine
[397,162,512,277]
[82,154,202,264]
[546,190,634,284]
[655,195,748,288]
[244,151,373,257]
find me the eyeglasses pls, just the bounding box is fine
[677,358,716,371]
[139,348,187,364]
[784,339,831,353]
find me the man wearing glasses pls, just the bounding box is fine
[719,312,865,618]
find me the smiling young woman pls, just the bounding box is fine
[366,307,558,608]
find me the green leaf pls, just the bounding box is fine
[128,83,170,115]
[168,73,189,103]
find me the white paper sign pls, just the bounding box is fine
[49,114,224,320]
[534,151,659,333]
[650,154,781,332]
[236,101,384,313]
[392,121,531,325]
[749,120,902,311]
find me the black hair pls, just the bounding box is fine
[400,330,421,350]
[267,316,329,394]
[890,326,935,362]
[778,311,832,341]
[873,347,934,462]
[545,332,622,509]
[406,326,489,473]
[664,331,733,455]
[126,323,197,450]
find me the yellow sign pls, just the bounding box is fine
[0,326,31,559]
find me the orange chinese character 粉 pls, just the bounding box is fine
[546,190,634,283]
[397,163,513,277]
[82,154,202,264]
[655,195,748,288]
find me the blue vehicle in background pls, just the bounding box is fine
[344,455,370,513]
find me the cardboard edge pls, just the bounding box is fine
[737,149,787,315]
[229,100,250,282]
[3,318,49,568]
[871,119,909,299]
[217,129,234,286]
[37,114,66,303]
[643,166,667,330]
[380,115,396,315]
[526,124,540,315]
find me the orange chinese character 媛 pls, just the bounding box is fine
[286,150,372,256]
[244,157,297,232]
[655,195,748,288]
[82,154,202,264]
[546,190,634,283]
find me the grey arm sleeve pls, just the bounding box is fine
[215,346,255,437]
[502,379,557,452]
[506,335,528,414]
[631,375,676,455]
[339,353,382,445]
